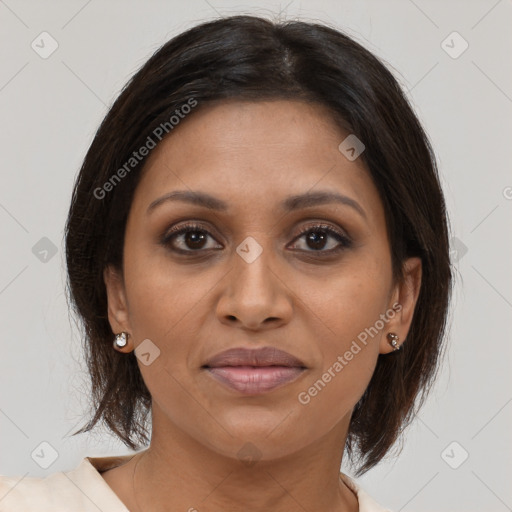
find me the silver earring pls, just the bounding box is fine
[387,332,400,351]
[114,332,128,349]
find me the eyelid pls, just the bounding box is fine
[160,221,223,246]
[160,218,349,241]
[291,220,349,239]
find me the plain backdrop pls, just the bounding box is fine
[1,1,511,511]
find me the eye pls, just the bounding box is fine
[161,221,352,255]
[161,223,222,253]
[288,223,352,253]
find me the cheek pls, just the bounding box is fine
[122,243,209,340]
[307,252,392,344]
[296,252,391,407]
[121,252,211,406]
[297,281,384,427]
[121,246,230,389]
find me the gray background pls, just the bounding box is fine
[1,0,511,511]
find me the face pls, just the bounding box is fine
[104,99,421,462]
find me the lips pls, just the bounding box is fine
[202,347,307,395]
[203,346,306,368]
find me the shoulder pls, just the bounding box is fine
[0,456,131,512]
[0,470,83,512]
[340,472,394,512]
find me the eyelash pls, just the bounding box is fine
[160,221,353,256]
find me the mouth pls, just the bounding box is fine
[202,346,307,395]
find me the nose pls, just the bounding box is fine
[215,239,293,331]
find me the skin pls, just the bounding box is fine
[102,99,422,512]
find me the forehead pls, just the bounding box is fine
[130,100,383,224]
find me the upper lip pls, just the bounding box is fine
[203,346,307,368]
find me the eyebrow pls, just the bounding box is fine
[147,189,367,220]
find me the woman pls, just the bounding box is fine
[0,14,452,512]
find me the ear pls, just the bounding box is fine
[103,265,132,342]
[379,257,422,354]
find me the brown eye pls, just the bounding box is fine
[161,224,222,252]
[180,230,208,250]
[289,224,352,253]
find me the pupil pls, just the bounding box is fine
[307,231,326,250]
[186,231,206,248]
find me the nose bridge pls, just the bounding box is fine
[232,234,277,297]
[216,233,292,329]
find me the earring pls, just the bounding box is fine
[387,332,400,351]
[113,332,129,349]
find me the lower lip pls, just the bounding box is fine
[205,366,305,395]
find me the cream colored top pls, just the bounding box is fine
[0,454,392,511]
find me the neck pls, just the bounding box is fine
[130,404,359,512]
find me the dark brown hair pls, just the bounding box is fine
[65,14,453,476]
